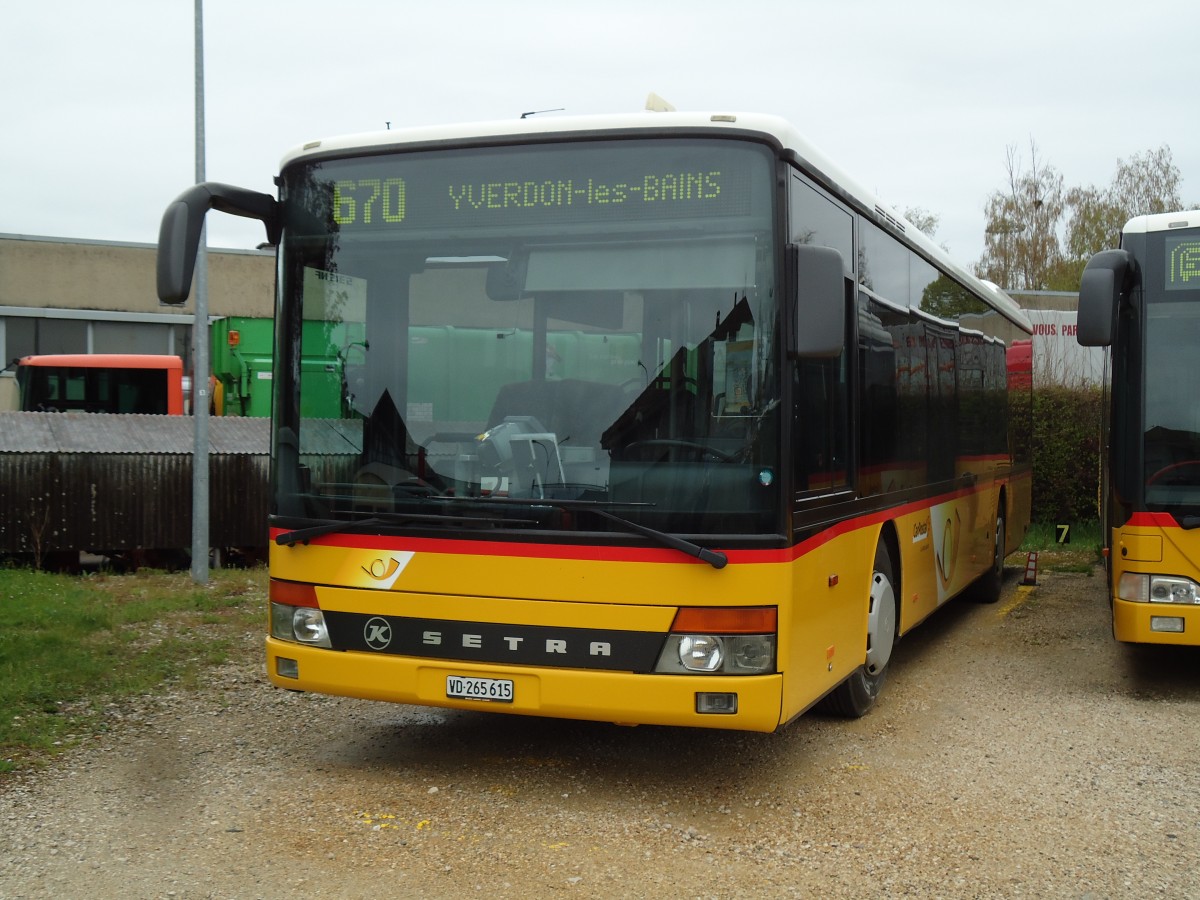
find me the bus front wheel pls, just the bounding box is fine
[818,541,897,718]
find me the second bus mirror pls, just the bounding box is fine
[790,244,845,358]
[1078,248,1134,348]
[485,254,529,301]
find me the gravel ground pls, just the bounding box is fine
[2,558,1200,899]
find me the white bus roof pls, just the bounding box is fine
[281,111,1029,332]
[1122,210,1200,235]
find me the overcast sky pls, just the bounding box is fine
[4,0,1196,272]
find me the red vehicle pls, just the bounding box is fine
[1006,339,1032,390]
[16,354,185,415]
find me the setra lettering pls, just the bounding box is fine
[408,627,616,657]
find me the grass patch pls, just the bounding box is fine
[1017,521,1103,574]
[0,566,265,775]
[1020,520,1103,553]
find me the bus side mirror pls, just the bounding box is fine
[485,254,528,301]
[1077,249,1135,348]
[789,243,846,358]
[157,199,204,305]
[157,182,280,304]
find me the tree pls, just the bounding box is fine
[920,273,982,320]
[904,206,956,256]
[1111,146,1182,217]
[976,140,1065,292]
[1065,146,1183,263]
[904,207,940,239]
[976,142,1187,293]
[1058,185,1124,289]
[1063,184,1122,262]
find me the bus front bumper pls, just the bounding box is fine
[1112,597,1200,645]
[266,637,785,732]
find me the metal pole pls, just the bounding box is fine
[191,0,210,584]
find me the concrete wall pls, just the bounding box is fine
[1,234,275,410]
[0,234,274,317]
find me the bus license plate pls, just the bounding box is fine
[446,675,514,703]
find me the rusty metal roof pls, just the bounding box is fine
[0,412,270,455]
[293,418,364,455]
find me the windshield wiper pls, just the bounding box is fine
[445,496,728,569]
[274,511,534,546]
[592,508,728,569]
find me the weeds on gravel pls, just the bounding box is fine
[0,566,265,774]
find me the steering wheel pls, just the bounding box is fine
[623,439,734,463]
[1146,460,1200,486]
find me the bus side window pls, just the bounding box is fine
[794,354,848,493]
[788,172,852,495]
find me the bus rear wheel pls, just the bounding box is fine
[969,510,1005,604]
[818,541,897,718]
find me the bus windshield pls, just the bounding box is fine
[272,138,781,538]
[1144,230,1200,510]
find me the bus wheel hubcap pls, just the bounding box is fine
[865,569,896,676]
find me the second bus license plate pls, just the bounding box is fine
[446,675,514,703]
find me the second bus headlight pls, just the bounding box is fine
[1150,575,1200,604]
[655,634,776,674]
[728,635,775,671]
[1119,573,1200,605]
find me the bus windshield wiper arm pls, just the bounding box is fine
[274,512,533,546]
[592,509,728,569]
[276,517,389,546]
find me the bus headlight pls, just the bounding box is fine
[678,635,724,671]
[270,602,333,647]
[654,607,777,675]
[728,635,775,672]
[655,634,776,674]
[1150,576,1200,604]
[1118,573,1149,602]
[1119,573,1200,605]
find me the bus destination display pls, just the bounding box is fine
[1165,234,1200,291]
[304,141,763,232]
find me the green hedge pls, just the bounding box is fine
[1031,385,1104,523]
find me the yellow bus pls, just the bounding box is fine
[1079,210,1200,645]
[158,110,1032,731]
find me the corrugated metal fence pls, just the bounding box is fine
[0,412,270,561]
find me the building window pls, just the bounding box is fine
[93,321,174,355]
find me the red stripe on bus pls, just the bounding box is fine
[1126,511,1181,528]
[269,479,1000,565]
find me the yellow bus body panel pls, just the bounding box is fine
[1111,518,1200,645]
[268,525,882,731]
